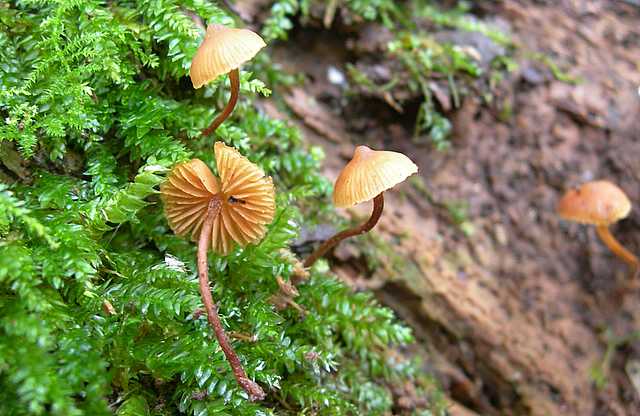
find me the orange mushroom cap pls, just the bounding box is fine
[333,145,418,208]
[190,24,266,89]
[161,159,220,236]
[160,142,275,255]
[557,180,631,226]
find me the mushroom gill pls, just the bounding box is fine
[160,143,275,256]
[213,141,276,255]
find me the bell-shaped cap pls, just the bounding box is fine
[557,180,631,226]
[190,24,266,89]
[160,143,275,255]
[333,145,418,208]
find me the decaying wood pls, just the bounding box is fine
[284,87,348,144]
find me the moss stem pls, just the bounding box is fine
[304,193,384,268]
[202,68,239,137]
[595,225,639,279]
[197,197,266,401]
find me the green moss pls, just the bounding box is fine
[528,51,583,84]
[0,1,446,415]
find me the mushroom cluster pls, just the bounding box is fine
[161,142,274,401]
[174,22,418,403]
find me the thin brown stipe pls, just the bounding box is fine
[596,225,639,281]
[304,193,384,268]
[197,197,266,401]
[202,69,239,137]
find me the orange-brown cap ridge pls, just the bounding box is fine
[190,24,266,89]
[333,145,418,208]
[557,180,631,226]
[160,143,275,255]
[161,159,220,237]
[213,142,275,255]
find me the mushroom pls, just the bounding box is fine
[161,141,275,401]
[557,180,638,278]
[304,145,418,267]
[190,24,266,137]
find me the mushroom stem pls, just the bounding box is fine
[596,225,639,278]
[202,68,240,137]
[197,197,266,401]
[304,193,384,268]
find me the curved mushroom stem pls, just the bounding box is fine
[304,193,384,268]
[197,197,266,401]
[202,68,240,137]
[596,225,639,279]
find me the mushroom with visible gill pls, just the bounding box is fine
[557,180,638,279]
[304,145,418,268]
[160,142,275,401]
[190,25,266,137]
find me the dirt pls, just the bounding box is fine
[246,1,640,414]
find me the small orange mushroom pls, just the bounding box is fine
[557,180,638,278]
[161,142,275,401]
[304,145,418,267]
[190,24,266,137]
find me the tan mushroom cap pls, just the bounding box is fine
[160,143,276,255]
[161,159,220,236]
[190,24,266,89]
[333,145,418,208]
[212,141,276,254]
[557,180,631,226]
